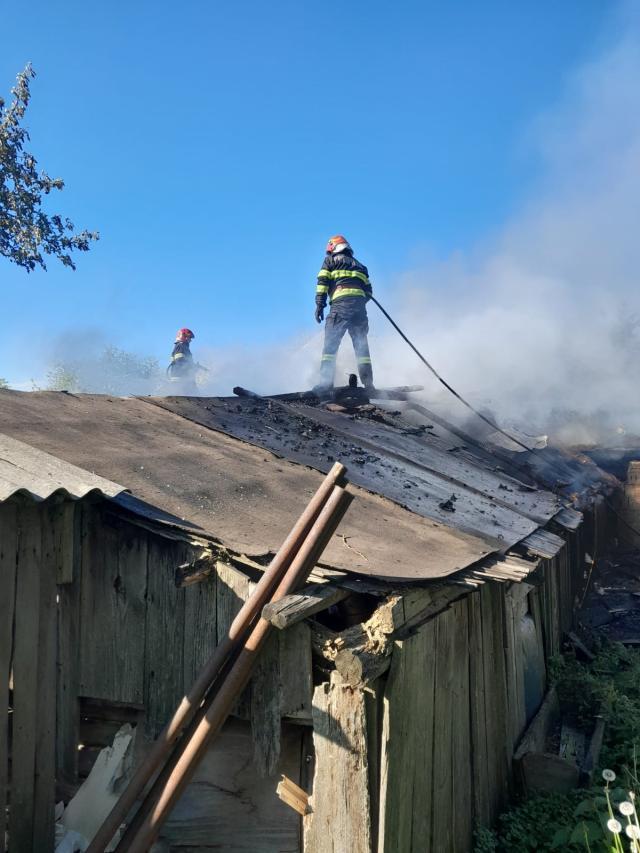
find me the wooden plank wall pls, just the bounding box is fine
[0,494,602,853]
[0,501,65,853]
[342,528,588,853]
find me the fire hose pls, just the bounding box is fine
[370,296,533,454]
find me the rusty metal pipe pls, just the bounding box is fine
[87,462,346,853]
[118,484,352,853]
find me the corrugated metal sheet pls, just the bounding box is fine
[0,433,125,503]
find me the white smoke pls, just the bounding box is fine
[368,8,640,444]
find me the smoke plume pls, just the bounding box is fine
[365,8,640,445]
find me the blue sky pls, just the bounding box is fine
[0,1,617,383]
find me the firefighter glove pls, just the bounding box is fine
[315,305,325,324]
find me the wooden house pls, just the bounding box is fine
[0,389,613,852]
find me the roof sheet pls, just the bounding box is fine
[0,389,597,583]
[145,395,562,547]
[0,432,124,502]
[0,390,490,581]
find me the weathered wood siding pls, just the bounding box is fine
[378,546,581,853]
[0,492,595,853]
[1,497,313,852]
[0,501,65,853]
[159,719,304,853]
[306,526,587,853]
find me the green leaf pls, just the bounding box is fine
[570,820,603,845]
[574,799,595,817]
[550,826,572,848]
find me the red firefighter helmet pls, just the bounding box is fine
[326,235,351,254]
[176,328,194,342]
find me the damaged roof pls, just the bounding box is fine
[0,389,606,582]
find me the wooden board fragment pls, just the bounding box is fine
[9,505,42,852]
[262,583,349,629]
[468,589,491,828]
[521,529,565,559]
[216,561,254,719]
[378,618,437,853]
[54,500,78,585]
[277,774,311,816]
[553,507,583,530]
[304,672,372,853]
[514,688,561,761]
[182,564,217,690]
[0,502,17,853]
[279,622,313,722]
[250,632,281,777]
[79,510,148,704]
[216,561,254,643]
[520,752,580,793]
[503,584,526,750]
[430,605,455,851]
[479,583,511,821]
[450,598,473,853]
[32,504,59,851]
[56,504,83,790]
[144,536,185,737]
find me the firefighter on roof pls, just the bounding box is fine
[315,235,374,389]
[167,327,205,394]
[168,328,195,376]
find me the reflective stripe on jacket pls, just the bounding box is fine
[170,341,193,363]
[315,250,372,308]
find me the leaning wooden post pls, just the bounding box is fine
[118,484,353,853]
[88,462,346,853]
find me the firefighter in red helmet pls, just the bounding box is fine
[166,328,201,392]
[315,235,374,389]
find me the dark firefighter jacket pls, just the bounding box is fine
[168,341,194,376]
[315,249,372,311]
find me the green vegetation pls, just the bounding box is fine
[1,65,98,270]
[474,643,640,852]
[550,642,640,773]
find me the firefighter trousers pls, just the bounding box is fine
[319,299,374,388]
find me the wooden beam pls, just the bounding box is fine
[276,775,311,816]
[334,645,391,687]
[311,599,396,688]
[304,673,373,853]
[262,583,349,629]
